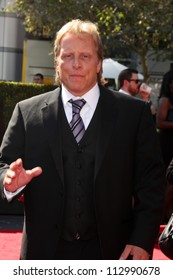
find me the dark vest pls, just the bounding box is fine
[60,99,101,241]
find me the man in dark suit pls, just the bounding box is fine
[0,19,165,260]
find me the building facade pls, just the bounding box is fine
[0,0,25,81]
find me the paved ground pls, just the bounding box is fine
[0,215,24,230]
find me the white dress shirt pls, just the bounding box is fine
[4,83,100,200]
[61,83,100,129]
[119,88,131,96]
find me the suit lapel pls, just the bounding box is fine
[94,86,119,181]
[41,87,64,186]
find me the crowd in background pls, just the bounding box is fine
[115,68,173,222]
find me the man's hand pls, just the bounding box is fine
[3,158,42,192]
[119,244,150,260]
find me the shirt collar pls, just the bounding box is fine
[119,88,131,96]
[61,83,100,110]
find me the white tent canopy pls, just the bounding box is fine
[102,58,127,79]
[102,58,143,80]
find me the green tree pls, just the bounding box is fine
[7,0,173,81]
[7,0,98,38]
[97,0,173,81]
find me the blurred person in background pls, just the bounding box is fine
[139,83,156,122]
[156,69,173,221]
[33,73,44,84]
[118,68,141,96]
[156,70,173,169]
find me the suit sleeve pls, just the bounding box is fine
[0,103,25,200]
[129,102,165,254]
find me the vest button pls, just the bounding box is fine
[77,179,81,186]
[76,162,82,169]
[75,213,81,219]
[78,148,83,153]
[59,191,64,197]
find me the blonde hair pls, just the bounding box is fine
[54,19,104,85]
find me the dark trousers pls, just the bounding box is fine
[55,238,102,260]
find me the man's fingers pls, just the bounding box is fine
[10,158,23,172]
[5,169,16,179]
[3,169,16,187]
[26,167,42,179]
[3,159,42,192]
[119,245,132,260]
[4,176,13,186]
[9,158,42,179]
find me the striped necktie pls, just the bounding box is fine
[69,99,86,144]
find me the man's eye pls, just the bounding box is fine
[63,54,72,59]
[81,54,90,60]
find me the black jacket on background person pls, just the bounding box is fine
[166,159,173,184]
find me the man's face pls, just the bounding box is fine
[56,32,101,96]
[127,73,141,96]
[33,76,43,84]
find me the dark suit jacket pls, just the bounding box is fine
[0,85,165,259]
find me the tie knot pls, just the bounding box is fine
[69,99,86,113]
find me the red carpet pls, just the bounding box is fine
[0,230,22,260]
[0,230,169,260]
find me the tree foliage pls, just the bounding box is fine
[7,0,98,38]
[6,0,173,81]
[97,0,173,80]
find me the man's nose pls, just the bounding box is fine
[72,57,81,68]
